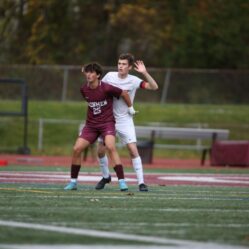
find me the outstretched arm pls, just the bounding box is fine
[134,60,159,90]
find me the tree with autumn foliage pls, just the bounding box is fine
[0,0,248,68]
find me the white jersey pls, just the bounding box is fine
[102,72,143,123]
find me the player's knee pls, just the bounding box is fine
[73,145,83,157]
[128,145,139,158]
[97,144,106,158]
[129,150,139,158]
[106,144,116,153]
[98,151,106,158]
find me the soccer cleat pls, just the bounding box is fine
[119,179,128,191]
[95,176,111,190]
[64,182,77,190]
[139,183,148,192]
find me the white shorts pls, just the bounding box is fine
[98,118,137,145]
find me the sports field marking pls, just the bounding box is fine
[0,220,247,249]
[1,171,249,187]
[158,175,249,185]
[0,245,169,249]
[0,244,247,249]
[0,195,248,201]
[0,172,137,183]
[154,190,249,194]
[0,219,198,246]
[0,187,52,194]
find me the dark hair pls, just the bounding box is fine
[83,62,103,79]
[119,53,135,66]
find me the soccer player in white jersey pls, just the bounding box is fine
[96,53,158,192]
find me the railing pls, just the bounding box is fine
[37,118,228,151]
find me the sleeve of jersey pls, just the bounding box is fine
[80,85,85,98]
[102,75,107,82]
[105,83,122,98]
[102,72,110,82]
[140,81,146,89]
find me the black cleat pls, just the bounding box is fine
[139,183,148,192]
[95,176,111,190]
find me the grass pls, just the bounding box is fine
[1,96,249,247]
[0,100,248,157]
[0,181,249,247]
[0,165,249,247]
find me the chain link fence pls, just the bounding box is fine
[0,65,248,155]
[0,65,248,104]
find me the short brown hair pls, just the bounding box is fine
[119,53,135,66]
[83,62,103,79]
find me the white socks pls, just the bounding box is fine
[132,156,144,185]
[98,155,144,185]
[98,155,110,178]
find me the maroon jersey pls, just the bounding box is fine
[80,81,122,125]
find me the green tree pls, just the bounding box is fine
[0,0,248,68]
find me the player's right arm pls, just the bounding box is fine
[105,82,137,115]
[120,90,137,115]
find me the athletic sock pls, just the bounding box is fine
[98,155,110,178]
[132,156,144,185]
[113,164,125,180]
[70,164,81,179]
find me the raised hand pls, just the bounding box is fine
[134,60,147,74]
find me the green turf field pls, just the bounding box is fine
[0,166,249,248]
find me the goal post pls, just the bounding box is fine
[0,78,31,154]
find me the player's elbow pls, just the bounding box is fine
[145,82,159,90]
[121,90,128,96]
[152,84,159,91]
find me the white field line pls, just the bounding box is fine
[0,245,173,249]
[153,190,249,194]
[2,171,249,179]
[0,219,248,230]
[158,176,249,184]
[0,244,248,249]
[0,176,136,183]
[0,195,248,201]
[1,245,247,249]
[0,220,202,246]
[2,171,249,176]
[1,171,249,180]
[1,177,248,185]
[1,172,249,187]
[0,220,248,249]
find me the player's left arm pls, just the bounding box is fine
[134,60,159,90]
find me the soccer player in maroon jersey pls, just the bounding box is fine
[64,62,135,191]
